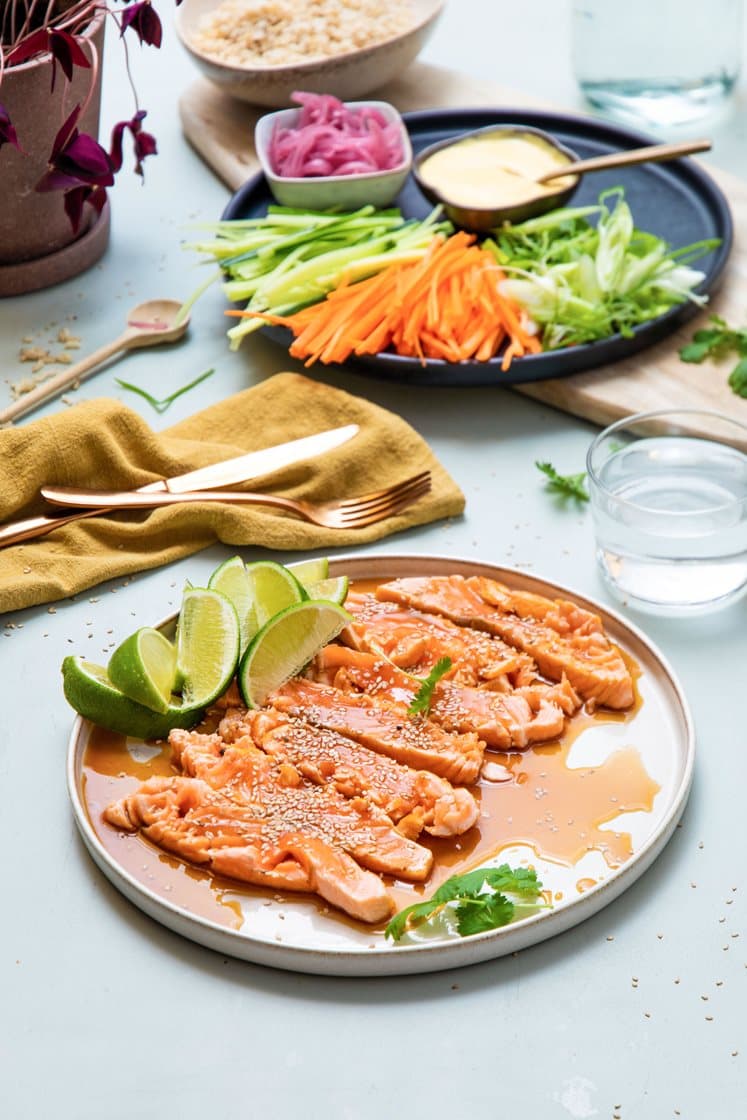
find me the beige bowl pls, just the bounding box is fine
[175,0,444,107]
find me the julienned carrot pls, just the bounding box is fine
[225,233,541,369]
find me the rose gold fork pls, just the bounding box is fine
[40,471,433,530]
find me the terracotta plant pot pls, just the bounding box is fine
[0,8,110,293]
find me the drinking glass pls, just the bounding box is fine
[586,409,747,614]
[572,0,743,127]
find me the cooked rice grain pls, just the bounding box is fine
[192,0,416,67]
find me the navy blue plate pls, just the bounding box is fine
[222,107,733,386]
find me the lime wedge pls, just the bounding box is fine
[246,559,308,629]
[176,587,240,707]
[286,557,329,586]
[238,599,352,708]
[207,555,257,653]
[62,657,201,740]
[107,627,178,714]
[305,575,349,606]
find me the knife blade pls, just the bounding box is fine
[0,423,359,548]
[163,424,358,492]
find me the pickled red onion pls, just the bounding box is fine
[268,91,405,178]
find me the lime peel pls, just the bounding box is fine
[239,599,352,709]
[107,627,177,714]
[246,559,308,628]
[207,555,257,653]
[286,557,329,586]
[176,587,240,707]
[305,575,349,605]
[62,657,203,741]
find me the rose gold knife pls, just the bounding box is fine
[0,424,358,548]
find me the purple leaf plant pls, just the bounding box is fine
[0,1,175,232]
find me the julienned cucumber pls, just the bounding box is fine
[185,205,452,348]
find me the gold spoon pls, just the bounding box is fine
[0,298,190,425]
[536,138,712,183]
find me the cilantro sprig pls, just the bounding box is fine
[679,315,747,398]
[116,367,216,413]
[536,460,589,502]
[407,657,452,718]
[385,864,546,942]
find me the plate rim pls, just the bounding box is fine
[68,553,695,976]
[221,104,733,387]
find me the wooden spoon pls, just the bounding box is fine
[536,138,712,183]
[0,298,190,425]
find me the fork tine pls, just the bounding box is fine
[338,478,432,521]
[335,484,431,524]
[336,471,432,514]
[336,470,431,510]
[338,487,432,528]
[333,477,432,527]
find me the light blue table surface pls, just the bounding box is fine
[2,4,746,1117]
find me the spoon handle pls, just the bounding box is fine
[537,138,712,183]
[0,330,134,425]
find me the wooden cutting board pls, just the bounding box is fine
[179,64,747,426]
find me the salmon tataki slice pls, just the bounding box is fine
[377,575,634,710]
[314,645,575,750]
[104,776,394,923]
[168,731,432,882]
[268,676,484,784]
[343,592,536,688]
[215,705,479,838]
[344,593,580,721]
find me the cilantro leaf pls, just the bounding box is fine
[384,899,443,942]
[678,318,735,362]
[384,863,545,942]
[536,460,589,502]
[116,367,215,413]
[455,893,514,937]
[679,315,747,398]
[728,356,747,398]
[407,656,452,718]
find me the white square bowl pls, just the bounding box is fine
[254,100,413,210]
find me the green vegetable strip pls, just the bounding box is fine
[115,368,216,413]
[186,205,451,349]
[486,187,720,349]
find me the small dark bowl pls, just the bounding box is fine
[413,124,581,232]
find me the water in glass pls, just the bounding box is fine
[572,0,743,127]
[589,423,747,613]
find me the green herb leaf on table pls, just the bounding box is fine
[116,368,216,413]
[385,864,545,942]
[728,356,747,398]
[679,315,747,398]
[407,656,452,718]
[536,460,589,502]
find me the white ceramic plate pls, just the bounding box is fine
[68,554,694,976]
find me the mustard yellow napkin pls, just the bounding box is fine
[0,372,464,613]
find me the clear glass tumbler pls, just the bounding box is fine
[587,409,747,614]
[572,0,743,127]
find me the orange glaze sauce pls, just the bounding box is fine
[83,727,246,929]
[81,576,655,933]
